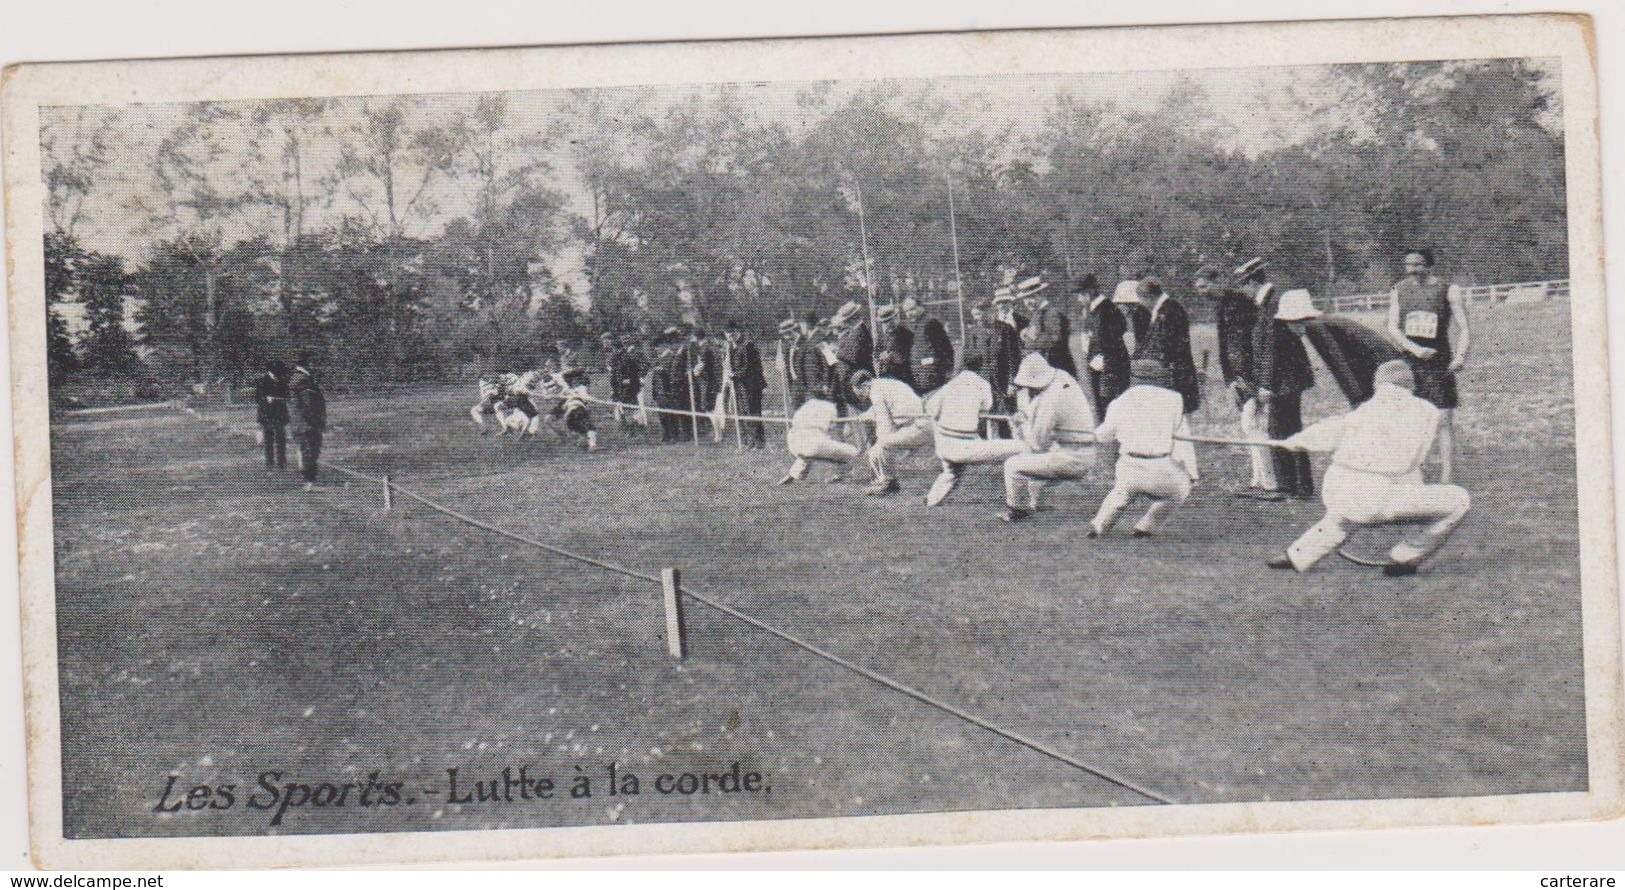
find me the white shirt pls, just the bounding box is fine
[864,377,925,436]
[790,398,840,435]
[1285,384,1440,477]
[1019,371,1095,451]
[1088,294,1108,312]
[926,370,994,435]
[1094,384,1186,457]
[1151,292,1171,322]
[1254,281,1276,307]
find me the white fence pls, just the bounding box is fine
[1321,279,1570,313]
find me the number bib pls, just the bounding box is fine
[1404,310,1439,340]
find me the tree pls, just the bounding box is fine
[41,107,121,238]
[79,253,137,372]
[242,98,335,338]
[43,231,82,382]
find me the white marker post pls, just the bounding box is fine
[381,473,392,511]
[661,568,687,659]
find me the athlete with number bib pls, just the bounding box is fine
[1387,249,1471,484]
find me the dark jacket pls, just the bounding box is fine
[610,348,644,400]
[788,336,822,392]
[253,371,289,426]
[727,339,767,393]
[835,322,873,373]
[659,346,692,408]
[1135,297,1202,412]
[964,320,1019,398]
[1215,288,1258,387]
[1083,297,1132,384]
[909,316,955,392]
[1125,303,1152,345]
[878,322,916,390]
[1301,316,1404,407]
[288,366,326,432]
[1023,303,1077,376]
[1251,285,1316,398]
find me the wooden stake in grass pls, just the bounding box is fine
[661,568,686,659]
[381,473,392,511]
[776,339,794,453]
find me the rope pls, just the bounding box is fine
[673,580,1177,804]
[180,403,1175,802]
[580,392,1295,450]
[315,454,1178,803]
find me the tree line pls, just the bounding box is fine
[41,59,1565,399]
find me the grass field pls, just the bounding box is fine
[49,300,1587,839]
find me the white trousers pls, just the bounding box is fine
[711,386,731,442]
[1091,456,1193,533]
[636,377,653,426]
[787,429,859,478]
[867,421,933,481]
[1287,465,1470,570]
[1240,397,1274,489]
[1004,447,1094,510]
[934,433,1028,467]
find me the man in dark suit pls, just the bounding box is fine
[254,359,290,469]
[1198,265,1271,494]
[874,304,916,392]
[962,300,1019,436]
[660,327,694,442]
[1248,266,1317,499]
[1114,277,1152,348]
[831,300,874,457]
[903,297,954,393]
[1014,272,1077,377]
[1076,274,1131,423]
[1132,279,1201,414]
[287,350,327,489]
[724,321,768,449]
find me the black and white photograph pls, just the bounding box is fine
[2,11,1619,870]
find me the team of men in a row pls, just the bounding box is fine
[770,251,1472,576]
[460,249,1470,575]
[470,358,601,451]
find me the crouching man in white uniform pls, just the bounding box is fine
[923,354,1028,506]
[1089,359,1198,537]
[853,361,932,496]
[778,382,861,485]
[1000,353,1095,522]
[1266,359,1470,576]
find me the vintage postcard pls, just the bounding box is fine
[2,13,1619,869]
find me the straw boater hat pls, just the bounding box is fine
[1014,273,1049,300]
[1232,257,1269,280]
[992,286,1017,305]
[1112,279,1142,304]
[778,318,799,335]
[1274,289,1322,321]
[875,304,900,324]
[831,301,863,326]
[1012,352,1057,389]
[902,296,925,319]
